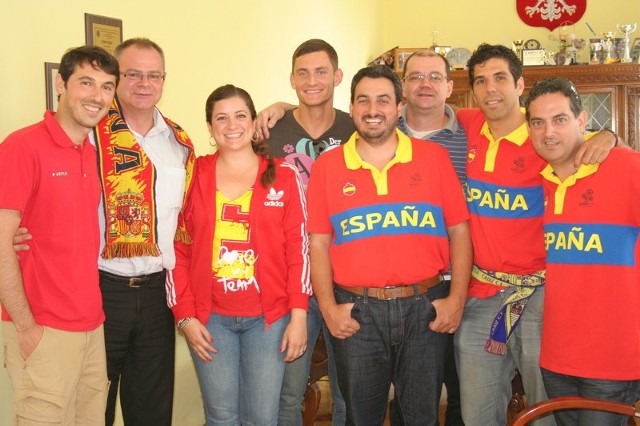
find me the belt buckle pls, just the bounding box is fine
[379,286,397,300]
[128,277,145,288]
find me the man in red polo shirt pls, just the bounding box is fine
[307,64,472,425]
[526,77,640,426]
[0,46,118,424]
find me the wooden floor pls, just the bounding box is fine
[312,378,446,425]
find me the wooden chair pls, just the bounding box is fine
[507,370,528,424]
[302,333,329,426]
[511,396,636,426]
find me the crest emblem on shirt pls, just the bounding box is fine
[468,146,477,163]
[342,182,356,197]
[410,172,423,186]
[579,188,594,207]
[511,156,526,173]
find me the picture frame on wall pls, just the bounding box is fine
[394,48,420,73]
[85,13,123,55]
[632,38,640,62]
[44,62,59,111]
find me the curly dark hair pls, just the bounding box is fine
[467,43,522,87]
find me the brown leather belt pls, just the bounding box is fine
[336,274,442,300]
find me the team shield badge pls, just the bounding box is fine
[517,0,587,31]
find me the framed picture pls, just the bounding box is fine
[632,38,640,62]
[85,13,123,54]
[44,62,59,111]
[368,46,398,70]
[394,48,420,73]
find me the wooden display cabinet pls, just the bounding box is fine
[447,63,640,150]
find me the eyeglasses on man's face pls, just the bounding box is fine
[403,72,447,84]
[120,71,166,82]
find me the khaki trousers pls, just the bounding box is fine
[2,322,108,425]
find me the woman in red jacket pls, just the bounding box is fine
[169,84,311,425]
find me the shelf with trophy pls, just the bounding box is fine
[370,22,640,150]
[368,29,471,75]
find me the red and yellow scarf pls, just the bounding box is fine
[95,98,194,259]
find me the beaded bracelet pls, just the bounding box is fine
[177,316,194,330]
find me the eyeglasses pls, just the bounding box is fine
[403,72,447,84]
[120,71,166,82]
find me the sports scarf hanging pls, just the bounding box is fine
[95,98,195,259]
[472,265,545,355]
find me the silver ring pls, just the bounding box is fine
[298,350,304,355]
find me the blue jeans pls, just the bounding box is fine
[542,368,639,426]
[191,313,288,426]
[278,296,346,425]
[455,287,555,426]
[332,281,449,426]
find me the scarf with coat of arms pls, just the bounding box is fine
[94,98,195,259]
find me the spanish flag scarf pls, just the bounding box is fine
[95,98,195,259]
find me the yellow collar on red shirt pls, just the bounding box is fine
[480,108,529,172]
[541,163,599,214]
[343,128,412,195]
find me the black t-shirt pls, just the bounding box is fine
[266,109,355,186]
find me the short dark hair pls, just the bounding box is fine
[403,50,452,80]
[525,77,583,120]
[114,37,165,65]
[58,45,119,86]
[467,43,522,86]
[350,65,402,104]
[204,84,276,187]
[292,39,339,71]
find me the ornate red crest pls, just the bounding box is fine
[517,0,587,31]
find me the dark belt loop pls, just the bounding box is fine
[412,283,420,297]
[362,287,369,303]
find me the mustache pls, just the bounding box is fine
[362,114,385,120]
[82,100,106,109]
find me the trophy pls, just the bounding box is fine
[616,23,637,63]
[513,40,524,60]
[589,38,602,64]
[602,31,616,63]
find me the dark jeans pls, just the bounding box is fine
[542,367,639,426]
[390,283,464,426]
[442,332,464,425]
[332,281,449,426]
[278,296,346,426]
[100,270,175,426]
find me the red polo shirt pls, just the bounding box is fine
[0,111,104,331]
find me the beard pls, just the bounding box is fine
[355,115,398,146]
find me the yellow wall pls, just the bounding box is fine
[0,0,638,424]
[0,0,383,156]
[381,0,639,54]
